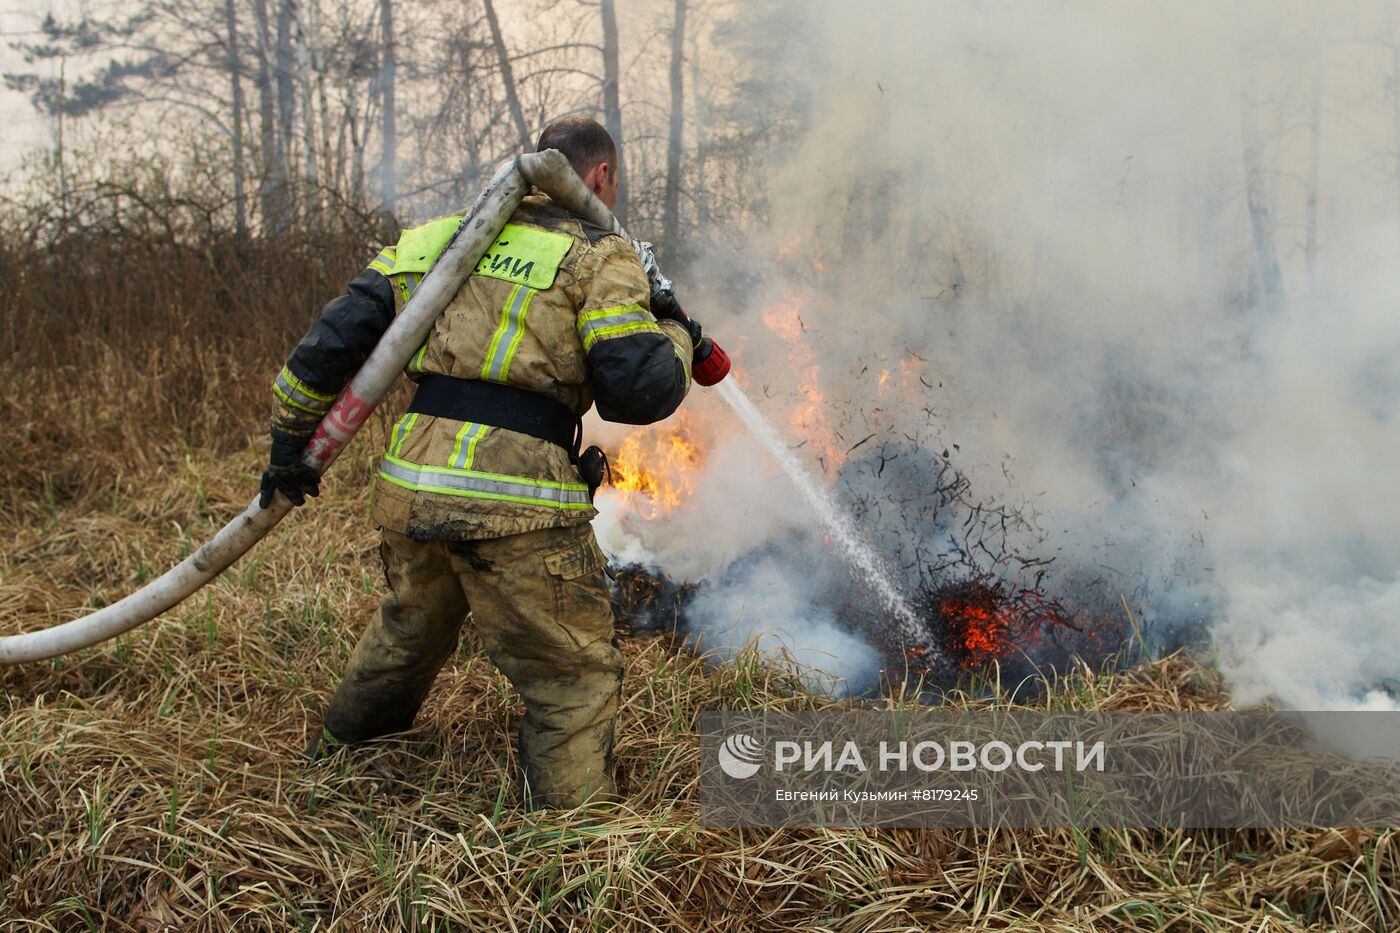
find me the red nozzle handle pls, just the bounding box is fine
[693,337,731,386]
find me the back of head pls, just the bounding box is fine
[536,116,617,181]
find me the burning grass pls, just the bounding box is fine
[610,563,698,636]
[2,439,1398,929]
[911,577,1121,681]
[610,561,1124,698]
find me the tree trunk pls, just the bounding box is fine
[297,0,319,217]
[252,0,288,232]
[379,0,397,213]
[56,58,69,230]
[600,0,627,223]
[275,0,297,220]
[357,49,379,207]
[1240,92,1285,313]
[690,23,709,233]
[1304,50,1321,301]
[482,0,531,152]
[224,0,248,238]
[349,104,366,206]
[661,0,686,256]
[311,0,335,218]
[458,31,482,194]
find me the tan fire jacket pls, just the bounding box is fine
[272,191,693,541]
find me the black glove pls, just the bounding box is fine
[259,430,321,508]
[651,289,703,348]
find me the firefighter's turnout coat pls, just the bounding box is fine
[273,190,690,807]
[271,192,694,539]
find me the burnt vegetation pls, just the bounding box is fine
[610,411,1138,696]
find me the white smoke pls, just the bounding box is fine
[594,416,883,697]
[683,554,882,697]
[1202,246,1400,709]
[603,0,1400,709]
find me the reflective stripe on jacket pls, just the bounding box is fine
[270,191,692,540]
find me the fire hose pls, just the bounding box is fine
[0,149,729,666]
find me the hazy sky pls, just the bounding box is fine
[0,2,135,173]
[0,7,62,171]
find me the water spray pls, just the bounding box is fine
[613,297,924,646]
[712,378,928,645]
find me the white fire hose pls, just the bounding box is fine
[0,149,672,665]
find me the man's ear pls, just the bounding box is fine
[588,161,611,195]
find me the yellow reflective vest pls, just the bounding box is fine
[272,191,692,541]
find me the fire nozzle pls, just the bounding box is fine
[656,290,730,386]
[692,336,731,386]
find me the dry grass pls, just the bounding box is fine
[2,440,1397,931]
[1,230,1396,931]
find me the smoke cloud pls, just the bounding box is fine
[598,0,1400,710]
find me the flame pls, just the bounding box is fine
[761,292,847,475]
[929,580,1022,670]
[608,418,705,519]
[773,234,827,275]
[877,369,892,397]
[774,235,803,265]
[761,299,805,342]
[941,597,1013,665]
[886,584,1097,682]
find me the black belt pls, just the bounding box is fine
[407,375,582,457]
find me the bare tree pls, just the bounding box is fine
[661,0,687,254]
[418,10,490,205]
[689,20,709,234]
[1304,50,1321,300]
[296,1,319,216]
[2,0,781,239]
[600,0,627,222]
[1240,89,1286,312]
[275,0,297,216]
[301,0,337,217]
[379,0,397,212]
[253,0,289,231]
[316,0,381,210]
[4,15,132,229]
[482,0,532,153]
[224,0,248,236]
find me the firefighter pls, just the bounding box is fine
[260,116,698,808]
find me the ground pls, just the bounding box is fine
[1,439,1396,931]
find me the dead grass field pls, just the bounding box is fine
[2,433,1397,931]
[1,233,1396,931]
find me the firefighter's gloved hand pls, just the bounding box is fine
[651,289,703,348]
[260,430,321,508]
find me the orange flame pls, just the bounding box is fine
[761,299,805,342]
[608,418,705,519]
[936,582,1018,670]
[944,599,1013,664]
[761,292,846,475]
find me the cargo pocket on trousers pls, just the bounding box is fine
[543,535,612,644]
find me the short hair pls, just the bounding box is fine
[536,116,617,181]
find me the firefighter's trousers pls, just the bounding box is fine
[322,524,621,808]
